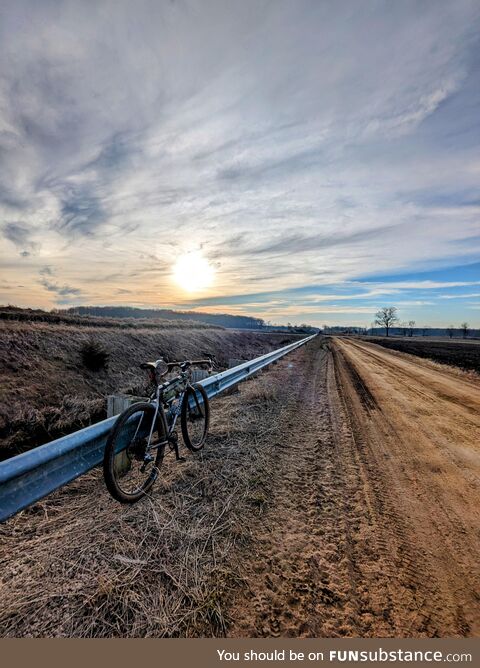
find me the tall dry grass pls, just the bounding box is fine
[0,321,299,457]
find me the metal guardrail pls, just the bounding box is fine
[0,333,316,522]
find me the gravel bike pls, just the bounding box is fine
[103,356,213,503]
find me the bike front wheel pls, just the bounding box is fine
[181,384,210,451]
[103,402,166,503]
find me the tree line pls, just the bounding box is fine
[65,305,265,330]
[373,307,474,338]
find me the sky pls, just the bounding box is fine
[0,0,479,327]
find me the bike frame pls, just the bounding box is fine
[145,371,205,460]
[129,358,211,464]
[144,373,190,451]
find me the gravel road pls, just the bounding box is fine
[228,337,480,637]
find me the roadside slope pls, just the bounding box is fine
[0,322,297,457]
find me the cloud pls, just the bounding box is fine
[2,221,39,254]
[58,185,105,236]
[356,280,480,290]
[440,293,480,299]
[39,277,82,298]
[247,224,404,257]
[3,222,32,247]
[39,266,53,276]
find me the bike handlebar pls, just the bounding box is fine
[140,356,215,381]
[167,358,213,371]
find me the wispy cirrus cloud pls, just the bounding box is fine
[2,221,39,254]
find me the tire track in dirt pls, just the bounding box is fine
[229,339,360,636]
[228,338,424,636]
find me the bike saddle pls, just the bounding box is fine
[140,362,157,371]
[140,359,167,371]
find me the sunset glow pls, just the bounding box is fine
[173,251,215,293]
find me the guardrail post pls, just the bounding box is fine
[191,369,210,383]
[107,395,147,418]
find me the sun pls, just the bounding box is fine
[173,251,215,292]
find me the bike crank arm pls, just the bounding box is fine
[167,433,186,462]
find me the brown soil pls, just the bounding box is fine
[363,335,480,374]
[0,336,479,637]
[228,337,480,637]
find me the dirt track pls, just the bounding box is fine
[228,337,480,637]
[0,336,479,637]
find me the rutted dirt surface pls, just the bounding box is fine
[228,337,480,637]
[1,336,479,637]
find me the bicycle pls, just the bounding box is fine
[103,356,214,503]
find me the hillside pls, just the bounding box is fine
[0,320,299,458]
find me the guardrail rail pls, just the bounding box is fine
[0,333,316,522]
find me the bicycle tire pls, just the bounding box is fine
[103,402,166,503]
[181,384,210,451]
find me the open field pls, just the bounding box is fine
[0,321,299,458]
[363,335,480,374]
[0,336,479,637]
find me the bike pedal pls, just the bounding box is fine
[176,456,187,463]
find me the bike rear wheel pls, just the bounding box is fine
[103,402,166,503]
[181,384,210,451]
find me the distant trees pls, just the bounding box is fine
[446,326,455,339]
[399,321,416,336]
[374,307,399,337]
[461,322,469,339]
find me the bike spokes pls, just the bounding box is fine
[103,403,165,502]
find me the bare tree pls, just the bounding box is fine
[374,307,399,337]
[400,321,408,336]
[446,325,455,339]
[461,322,469,339]
[408,320,416,337]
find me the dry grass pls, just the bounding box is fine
[0,366,290,637]
[0,321,299,457]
